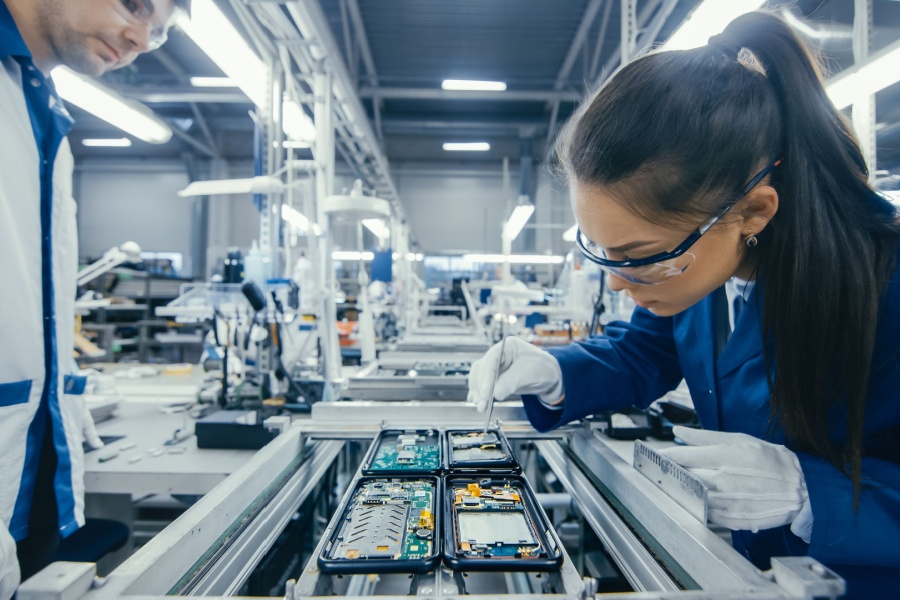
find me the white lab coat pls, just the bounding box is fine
[0,55,87,587]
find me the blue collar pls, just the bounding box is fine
[0,0,32,60]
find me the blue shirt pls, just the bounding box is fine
[0,0,77,541]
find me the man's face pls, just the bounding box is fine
[42,0,178,76]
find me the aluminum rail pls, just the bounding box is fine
[74,426,343,599]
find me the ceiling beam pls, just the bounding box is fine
[547,0,607,142]
[359,87,580,102]
[553,0,608,90]
[594,0,661,90]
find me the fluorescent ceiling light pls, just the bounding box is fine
[362,218,391,240]
[333,251,375,261]
[282,205,312,231]
[504,203,535,241]
[177,0,266,108]
[82,138,132,147]
[272,140,312,149]
[51,67,172,144]
[177,176,284,197]
[179,2,316,143]
[463,254,565,265]
[826,39,900,109]
[283,99,316,141]
[442,79,507,91]
[881,190,900,206]
[663,1,765,51]
[443,142,490,152]
[190,76,238,87]
[562,224,577,242]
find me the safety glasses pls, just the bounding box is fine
[576,158,781,285]
[119,0,169,50]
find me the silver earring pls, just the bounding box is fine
[745,231,758,247]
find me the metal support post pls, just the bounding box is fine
[852,0,877,177]
[620,0,638,66]
[314,65,342,384]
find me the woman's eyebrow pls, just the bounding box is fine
[604,240,657,253]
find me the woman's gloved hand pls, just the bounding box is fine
[658,426,809,533]
[467,337,564,412]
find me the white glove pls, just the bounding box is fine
[82,401,104,450]
[466,337,563,412]
[0,523,20,600]
[658,426,809,533]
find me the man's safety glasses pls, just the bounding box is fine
[575,158,781,285]
[119,0,168,50]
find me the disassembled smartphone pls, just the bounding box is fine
[444,429,520,473]
[443,475,563,571]
[362,429,442,475]
[318,477,441,574]
[410,361,471,377]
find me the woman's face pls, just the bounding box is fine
[571,179,776,317]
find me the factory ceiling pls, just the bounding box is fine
[69,0,900,180]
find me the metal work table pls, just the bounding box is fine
[85,401,257,497]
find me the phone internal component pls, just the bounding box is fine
[367,430,441,474]
[320,478,439,573]
[450,481,540,558]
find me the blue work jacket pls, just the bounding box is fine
[523,261,900,598]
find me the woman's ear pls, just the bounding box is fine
[738,185,779,235]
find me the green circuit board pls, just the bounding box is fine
[369,431,441,472]
[328,479,435,562]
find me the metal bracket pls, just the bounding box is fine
[18,562,96,600]
[770,557,846,600]
[633,441,708,524]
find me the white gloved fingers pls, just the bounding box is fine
[466,340,507,411]
[659,444,767,470]
[672,425,760,447]
[708,504,805,533]
[82,402,104,450]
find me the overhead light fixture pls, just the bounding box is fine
[663,0,765,51]
[177,176,284,197]
[881,190,900,206]
[442,79,507,91]
[51,67,172,144]
[826,38,900,109]
[177,0,266,108]
[272,140,312,149]
[333,251,375,261]
[179,2,316,143]
[362,218,391,241]
[504,200,535,241]
[282,205,313,232]
[190,76,238,87]
[443,142,490,152]
[283,99,317,142]
[462,254,565,265]
[562,224,577,242]
[82,138,132,147]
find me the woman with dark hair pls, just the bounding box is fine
[467,11,900,597]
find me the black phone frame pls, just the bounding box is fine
[442,474,563,572]
[317,475,442,574]
[443,428,520,474]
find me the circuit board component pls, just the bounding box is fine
[324,478,436,569]
[366,430,441,474]
[449,480,544,560]
[448,430,510,465]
